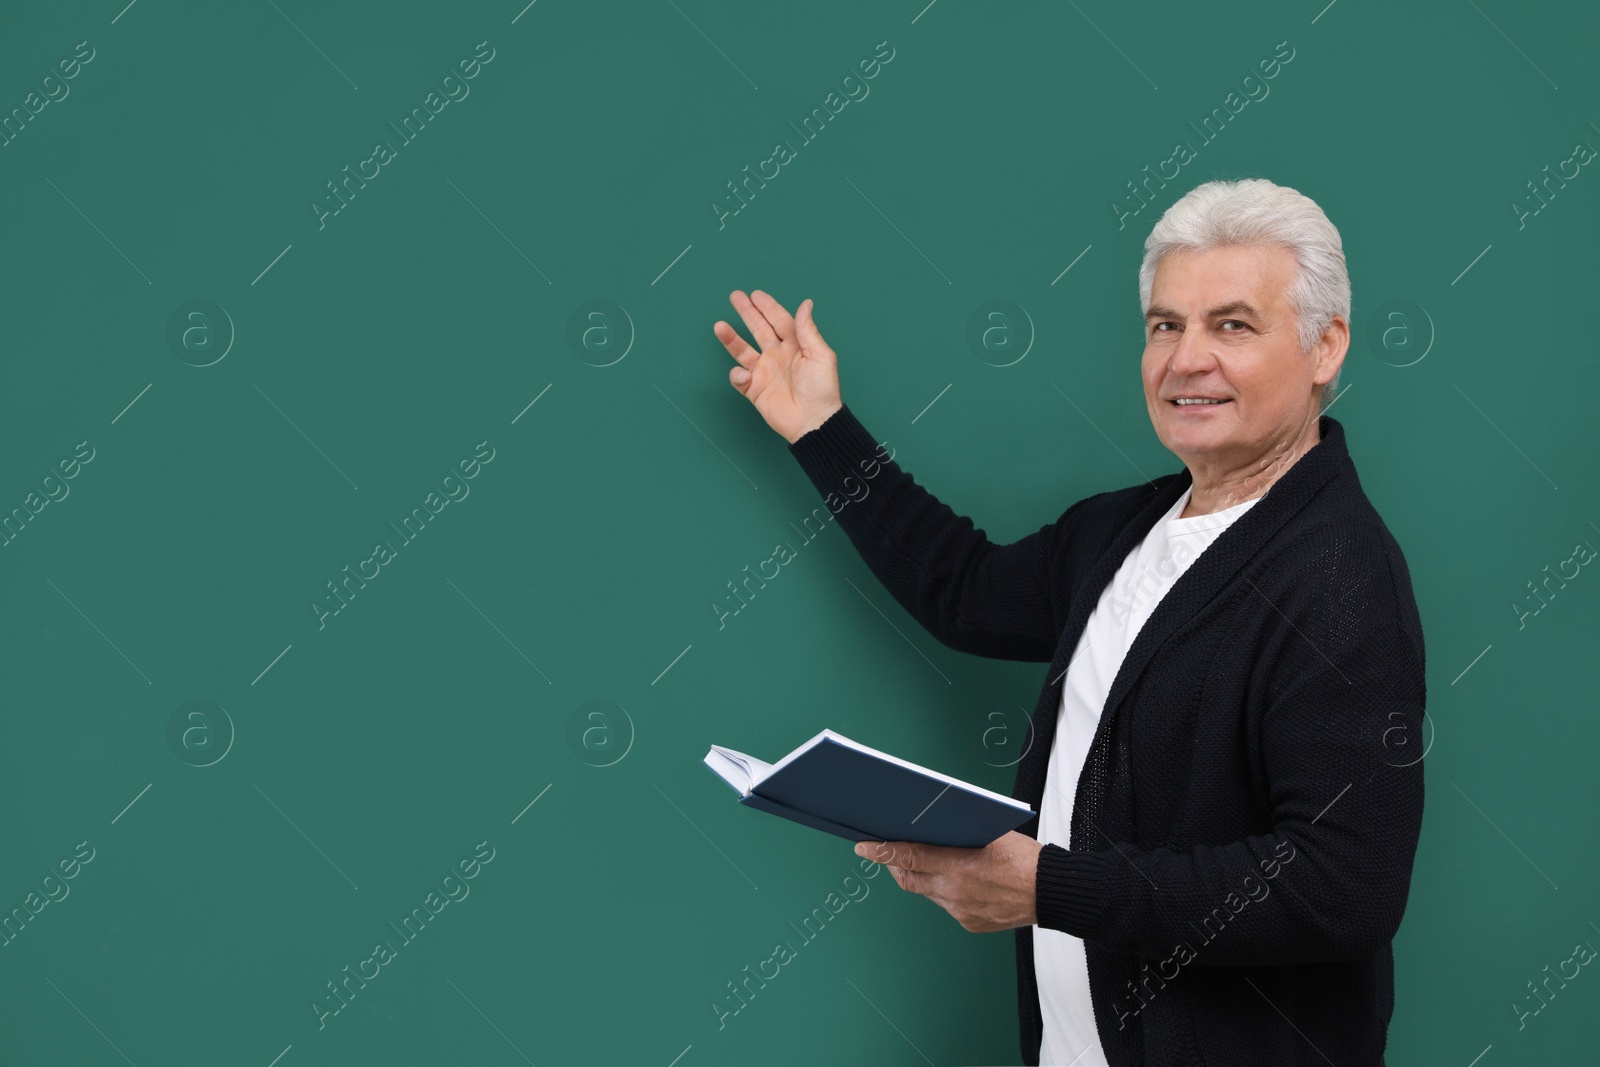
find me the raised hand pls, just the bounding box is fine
[713,290,843,445]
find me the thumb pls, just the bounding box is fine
[797,298,830,353]
[855,840,907,865]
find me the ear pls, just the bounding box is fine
[1312,314,1349,390]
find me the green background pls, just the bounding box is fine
[1,1,1596,1064]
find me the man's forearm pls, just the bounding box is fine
[1035,814,1417,967]
[786,403,1062,662]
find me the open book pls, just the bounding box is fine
[703,728,1034,848]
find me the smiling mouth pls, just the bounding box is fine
[1169,398,1230,406]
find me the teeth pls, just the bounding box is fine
[1174,398,1226,405]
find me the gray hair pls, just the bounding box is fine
[1138,178,1349,410]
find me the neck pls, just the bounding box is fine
[1181,409,1323,518]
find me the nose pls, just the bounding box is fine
[1167,322,1217,378]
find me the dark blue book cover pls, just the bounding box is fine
[704,729,1035,848]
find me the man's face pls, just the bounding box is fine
[1141,243,1338,470]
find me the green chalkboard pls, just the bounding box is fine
[1,1,1595,1064]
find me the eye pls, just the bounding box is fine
[1220,320,1249,331]
[1152,322,1177,333]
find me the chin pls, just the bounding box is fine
[1157,422,1226,456]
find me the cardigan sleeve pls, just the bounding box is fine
[1034,573,1427,965]
[787,403,1067,663]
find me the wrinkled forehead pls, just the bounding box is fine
[1150,243,1298,312]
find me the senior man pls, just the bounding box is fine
[711,178,1425,1066]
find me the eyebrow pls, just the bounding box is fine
[1144,301,1263,321]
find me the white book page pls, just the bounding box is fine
[764,729,1033,812]
[704,745,774,796]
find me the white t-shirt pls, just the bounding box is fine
[1034,483,1259,1066]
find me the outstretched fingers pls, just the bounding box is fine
[748,289,796,342]
[713,319,759,368]
[728,290,779,351]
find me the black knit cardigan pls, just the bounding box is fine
[788,404,1426,1066]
